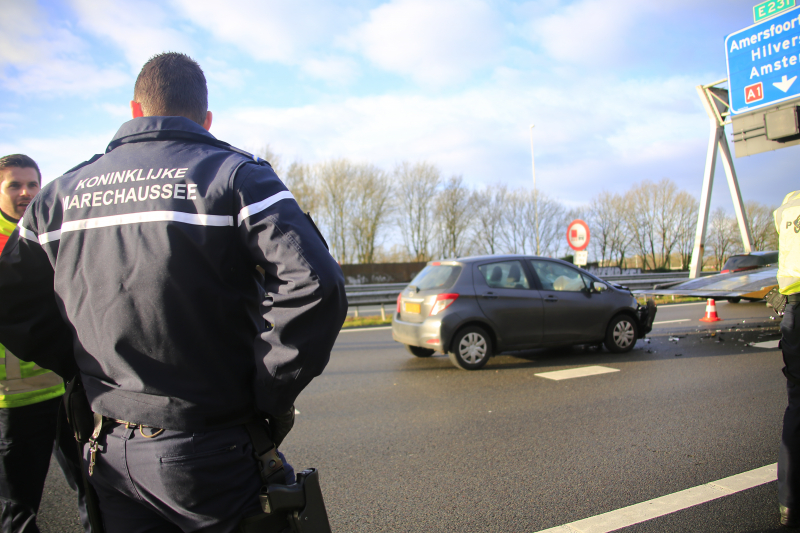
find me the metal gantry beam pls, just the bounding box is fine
[689,80,753,279]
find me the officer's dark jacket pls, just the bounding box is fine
[0,117,347,431]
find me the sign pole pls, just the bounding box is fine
[689,86,720,279]
[717,129,753,253]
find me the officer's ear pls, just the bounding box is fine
[130,101,144,119]
[203,111,213,131]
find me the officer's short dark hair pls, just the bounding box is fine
[0,154,41,183]
[133,52,208,126]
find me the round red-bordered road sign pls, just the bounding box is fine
[566,219,590,252]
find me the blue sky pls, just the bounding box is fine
[0,0,794,213]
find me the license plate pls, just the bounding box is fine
[404,302,421,314]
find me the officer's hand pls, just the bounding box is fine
[266,406,295,447]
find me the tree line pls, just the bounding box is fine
[260,147,778,270]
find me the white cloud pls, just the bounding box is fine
[346,0,503,86]
[69,0,195,71]
[528,0,645,67]
[0,132,115,185]
[168,0,359,82]
[209,70,711,206]
[0,1,129,96]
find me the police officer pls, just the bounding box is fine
[776,190,800,528]
[0,154,90,533]
[0,53,347,532]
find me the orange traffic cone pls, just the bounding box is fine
[699,298,722,322]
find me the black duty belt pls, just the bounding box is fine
[788,294,800,303]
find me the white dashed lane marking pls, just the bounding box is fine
[653,319,691,325]
[535,366,620,381]
[752,340,780,349]
[534,464,777,533]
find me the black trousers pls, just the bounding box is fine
[0,397,89,533]
[779,301,800,509]
[87,422,294,533]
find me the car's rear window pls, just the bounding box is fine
[409,265,462,291]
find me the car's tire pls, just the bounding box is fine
[604,315,638,353]
[728,297,741,304]
[406,345,434,358]
[448,326,492,370]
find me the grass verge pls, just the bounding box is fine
[341,315,392,328]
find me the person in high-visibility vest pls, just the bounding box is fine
[0,154,89,532]
[776,190,800,528]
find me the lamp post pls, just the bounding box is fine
[529,124,540,255]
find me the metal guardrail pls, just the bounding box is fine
[344,272,721,317]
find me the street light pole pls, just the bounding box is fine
[530,124,540,255]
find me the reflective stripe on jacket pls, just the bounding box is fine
[0,213,63,408]
[775,190,800,295]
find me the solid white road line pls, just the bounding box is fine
[339,326,393,333]
[752,340,780,349]
[535,366,619,381]
[653,319,691,325]
[533,463,777,533]
[657,302,708,308]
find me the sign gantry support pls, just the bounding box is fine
[689,80,754,279]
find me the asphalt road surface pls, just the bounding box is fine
[40,300,787,532]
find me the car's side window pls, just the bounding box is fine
[478,261,530,290]
[530,260,586,292]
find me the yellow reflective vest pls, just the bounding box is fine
[775,190,800,296]
[0,214,63,408]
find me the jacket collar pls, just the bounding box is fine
[106,116,222,153]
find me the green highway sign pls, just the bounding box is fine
[754,0,796,22]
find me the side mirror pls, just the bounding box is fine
[593,281,608,293]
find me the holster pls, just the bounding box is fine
[240,422,332,533]
[63,376,107,533]
[64,375,95,445]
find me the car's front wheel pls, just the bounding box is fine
[604,315,638,353]
[406,345,434,358]
[448,326,492,370]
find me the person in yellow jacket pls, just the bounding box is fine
[776,190,800,528]
[0,154,89,532]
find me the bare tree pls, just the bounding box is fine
[350,164,394,264]
[531,191,568,257]
[315,159,358,264]
[624,182,657,270]
[672,193,698,270]
[472,186,506,255]
[255,144,283,177]
[499,189,531,254]
[396,161,441,261]
[282,161,320,215]
[707,207,739,270]
[434,175,475,259]
[747,201,779,251]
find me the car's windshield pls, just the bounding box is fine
[409,265,462,291]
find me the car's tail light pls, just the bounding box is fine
[720,269,729,274]
[430,293,459,316]
[396,293,402,314]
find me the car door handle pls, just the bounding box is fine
[482,293,498,299]
[544,296,558,302]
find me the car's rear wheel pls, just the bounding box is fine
[448,326,492,370]
[728,297,741,304]
[604,315,637,353]
[406,345,434,358]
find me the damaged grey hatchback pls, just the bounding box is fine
[391,255,656,370]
